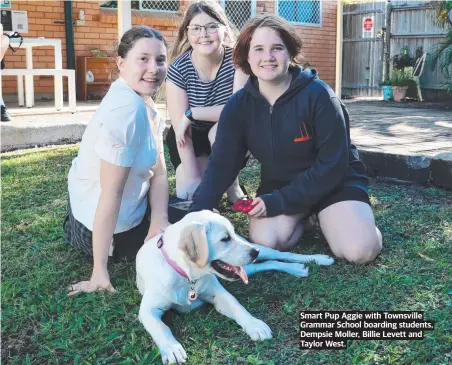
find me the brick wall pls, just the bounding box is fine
[1,0,182,99]
[1,0,337,99]
[2,1,67,97]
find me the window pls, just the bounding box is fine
[277,0,321,26]
[220,0,256,31]
[100,1,179,13]
[140,0,179,13]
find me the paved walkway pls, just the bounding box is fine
[1,101,167,151]
[1,99,451,188]
[346,100,452,157]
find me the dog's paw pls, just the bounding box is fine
[282,262,309,278]
[312,255,335,266]
[243,318,272,341]
[160,342,187,364]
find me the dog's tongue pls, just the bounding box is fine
[232,266,248,284]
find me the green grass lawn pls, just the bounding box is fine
[1,145,451,365]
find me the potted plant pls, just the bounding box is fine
[88,47,107,58]
[379,79,393,101]
[390,71,412,102]
[392,46,416,70]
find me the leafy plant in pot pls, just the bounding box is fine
[390,71,413,102]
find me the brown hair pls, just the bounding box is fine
[118,25,167,59]
[169,0,236,62]
[233,15,303,76]
[112,26,167,101]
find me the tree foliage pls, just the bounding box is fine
[430,0,452,28]
[428,1,452,90]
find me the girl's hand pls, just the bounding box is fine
[145,218,170,243]
[248,197,267,218]
[68,268,116,296]
[175,115,192,148]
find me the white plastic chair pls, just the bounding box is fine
[412,52,427,102]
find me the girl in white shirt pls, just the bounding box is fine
[65,26,169,295]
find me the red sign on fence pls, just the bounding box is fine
[363,17,373,31]
[362,16,374,38]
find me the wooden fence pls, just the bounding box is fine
[342,0,449,98]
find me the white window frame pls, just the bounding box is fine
[276,0,323,28]
[139,0,179,13]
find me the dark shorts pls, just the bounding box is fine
[257,180,370,215]
[166,124,251,173]
[63,200,151,261]
[166,125,214,170]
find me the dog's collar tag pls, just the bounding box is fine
[188,286,198,301]
[188,281,198,301]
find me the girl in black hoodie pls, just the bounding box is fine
[191,15,382,264]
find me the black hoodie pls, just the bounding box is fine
[190,66,369,217]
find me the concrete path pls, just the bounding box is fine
[345,100,452,188]
[347,101,451,157]
[1,100,451,189]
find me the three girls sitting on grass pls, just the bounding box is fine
[65,7,382,295]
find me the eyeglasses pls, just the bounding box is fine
[187,23,222,36]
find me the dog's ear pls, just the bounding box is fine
[178,223,209,268]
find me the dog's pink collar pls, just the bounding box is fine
[157,236,189,278]
[157,236,199,301]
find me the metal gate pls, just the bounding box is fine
[220,0,256,31]
[342,1,386,97]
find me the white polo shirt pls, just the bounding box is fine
[68,77,166,233]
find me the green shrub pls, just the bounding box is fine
[390,70,413,87]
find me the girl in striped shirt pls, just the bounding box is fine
[166,0,248,202]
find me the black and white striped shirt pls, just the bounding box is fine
[167,46,235,130]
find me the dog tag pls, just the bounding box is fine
[188,289,198,301]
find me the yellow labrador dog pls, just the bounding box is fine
[136,210,333,364]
